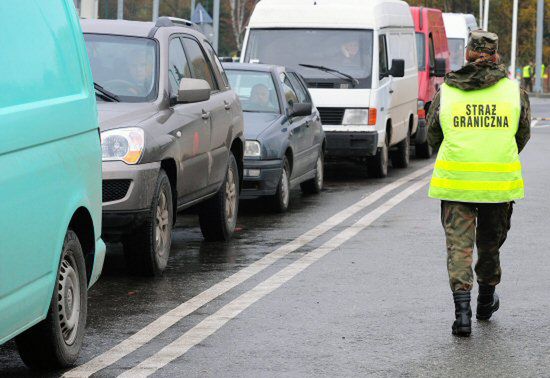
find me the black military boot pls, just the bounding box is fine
[452,291,472,336]
[476,284,499,320]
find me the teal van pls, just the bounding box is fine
[0,0,105,369]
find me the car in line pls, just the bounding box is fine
[241,0,419,178]
[81,17,245,276]
[0,0,105,368]
[224,63,325,212]
[411,6,450,158]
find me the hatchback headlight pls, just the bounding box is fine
[101,128,144,164]
[245,140,261,157]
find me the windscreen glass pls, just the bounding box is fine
[226,70,280,113]
[245,29,374,88]
[447,38,465,71]
[415,33,426,71]
[85,34,157,102]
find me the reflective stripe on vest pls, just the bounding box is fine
[429,78,524,203]
[523,65,531,78]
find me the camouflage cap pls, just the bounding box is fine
[467,30,498,54]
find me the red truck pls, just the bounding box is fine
[410,6,450,158]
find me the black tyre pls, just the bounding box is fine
[269,157,291,213]
[367,134,389,178]
[16,230,87,369]
[123,169,173,276]
[415,140,433,159]
[199,152,239,241]
[300,149,324,195]
[391,128,411,168]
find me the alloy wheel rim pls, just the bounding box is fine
[281,168,290,207]
[225,168,237,224]
[316,156,323,188]
[58,255,81,346]
[155,191,170,258]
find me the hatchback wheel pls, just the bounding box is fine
[270,157,291,212]
[16,230,87,369]
[123,169,173,276]
[199,152,239,241]
[301,149,324,194]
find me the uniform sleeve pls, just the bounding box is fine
[427,91,443,150]
[516,88,531,153]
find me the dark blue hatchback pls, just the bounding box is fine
[224,63,326,212]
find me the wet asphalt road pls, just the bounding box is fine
[2,97,550,377]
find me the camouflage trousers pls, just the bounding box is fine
[441,201,514,293]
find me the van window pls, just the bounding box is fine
[245,29,374,89]
[2,1,84,108]
[168,38,191,98]
[379,35,389,77]
[85,34,158,102]
[388,32,416,70]
[448,38,465,71]
[181,37,218,91]
[429,34,436,69]
[415,33,426,71]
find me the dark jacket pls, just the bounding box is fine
[427,61,531,153]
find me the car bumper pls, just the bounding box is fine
[325,131,379,157]
[89,237,106,287]
[414,118,428,145]
[102,161,160,239]
[241,159,283,199]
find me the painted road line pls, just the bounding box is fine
[64,164,434,378]
[531,120,539,128]
[118,177,431,377]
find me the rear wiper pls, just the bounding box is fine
[94,82,120,102]
[299,63,359,88]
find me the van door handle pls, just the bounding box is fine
[202,110,210,120]
[224,101,231,110]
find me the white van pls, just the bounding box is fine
[241,0,418,177]
[443,13,478,71]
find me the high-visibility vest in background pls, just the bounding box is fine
[429,78,523,203]
[523,65,532,78]
[542,64,548,79]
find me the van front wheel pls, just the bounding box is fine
[391,129,410,168]
[367,136,389,178]
[16,230,88,369]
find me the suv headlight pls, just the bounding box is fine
[101,128,144,164]
[342,108,377,126]
[244,140,261,157]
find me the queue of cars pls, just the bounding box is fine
[0,0,476,370]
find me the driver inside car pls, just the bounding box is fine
[249,83,273,111]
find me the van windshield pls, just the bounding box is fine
[245,29,373,89]
[84,34,158,102]
[447,38,465,71]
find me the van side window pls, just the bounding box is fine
[181,37,219,92]
[280,73,299,105]
[415,33,426,71]
[429,34,435,70]
[378,35,389,78]
[168,38,191,98]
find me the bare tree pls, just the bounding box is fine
[228,0,258,50]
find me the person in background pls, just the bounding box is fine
[522,61,534,92]
[427,30,531,337]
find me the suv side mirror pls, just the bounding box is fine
[389,59,405,78]
[289,102,312,118]
[433,58,447,77]
[177,78,211,104]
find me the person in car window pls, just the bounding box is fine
[340,40,360,67]
[127,51,154,96]
[249,84,272,111]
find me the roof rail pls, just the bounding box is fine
[155,16,195,28]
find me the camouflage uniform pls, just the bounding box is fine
[427,31,531,293]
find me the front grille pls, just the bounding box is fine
[103,180,131,203]
[308,82,336,89]
[318,107,345,125]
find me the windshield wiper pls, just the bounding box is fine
[299,63,359,88]
[94,82,120,102]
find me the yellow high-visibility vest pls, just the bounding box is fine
[542,64,548,79]
[523,65,532,78]
[429,78,523,203]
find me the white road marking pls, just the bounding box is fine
[531,120,539,128]
[118,177,431,377]
[64,164,434,378]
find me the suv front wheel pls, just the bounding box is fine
[123,169,173,276]
[199,152,239,241]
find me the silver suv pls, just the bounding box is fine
[81,18,244,276]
